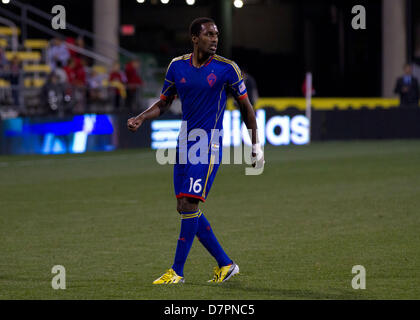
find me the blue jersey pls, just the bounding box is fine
[161,53,248,202]
[160,53,248,145]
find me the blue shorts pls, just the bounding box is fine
[174,144,221,202]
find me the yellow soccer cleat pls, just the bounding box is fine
[208,262,239,283]
[153,268,185,285]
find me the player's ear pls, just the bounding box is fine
[191,35,198,45]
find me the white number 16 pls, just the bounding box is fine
[189,178,202,193]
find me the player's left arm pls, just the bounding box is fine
[227,62,264,167]
[235,95,258,145]
[235,95,264,168]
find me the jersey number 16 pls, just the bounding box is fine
[189,178,202,193]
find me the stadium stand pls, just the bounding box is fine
[0,1,157,118]
[0,28,149,117]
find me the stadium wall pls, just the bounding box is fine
[1,99,420,155]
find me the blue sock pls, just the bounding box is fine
[196,211,232,268]
[171,210,200,277]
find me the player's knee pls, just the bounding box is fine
[177,199,190,213]
[176,202,183,213]
[176,197,199,213]
[176,198,183,213]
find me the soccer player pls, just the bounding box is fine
[127,17,264,284]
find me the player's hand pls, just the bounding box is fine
[127,116,144,132]
[251,143,265,169]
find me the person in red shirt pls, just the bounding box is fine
[63,57,87,113]
[73,58,86,87]
[124,59,144,111]
[109,62,127,110]
[65,36,85,63]
[63,58,76,84]
[63,58,86,86]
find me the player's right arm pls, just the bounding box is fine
[127,60,177,132]
[127,97,174,132]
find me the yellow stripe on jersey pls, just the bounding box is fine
[213,55,242,81]
[166,53,192,72]
[162,83,175,96]
[201,154,216,198]
[230,78,242,86]
[214,84,226,129]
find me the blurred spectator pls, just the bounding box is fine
[87,69,103,90]
[63,58,87,113]
[75,37,85,51]
[66,36,85,62]
[62,58,76,111]
[0,47,8,77]
[47,38,70,70]
[74,58,87,87]
[109,62,127,110]
[73,58,87,113]
[54,61,68,84]
[63,58,77,84]
[87,69,106,102]
[394,64,419,108]
[125,59,144,110]
[64,58,86,86]
[41,72,64,115]
[39,60,67,115]
[8,55,22,107]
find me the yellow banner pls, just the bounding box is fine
[227,97,402,111]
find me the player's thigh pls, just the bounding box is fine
[173,163,186,196]
[174,163,206,200]
[181,161,221,200]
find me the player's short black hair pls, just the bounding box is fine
[189,17,215,37]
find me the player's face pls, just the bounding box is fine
[197,23,219,55]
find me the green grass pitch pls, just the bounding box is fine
[0,140,419,299]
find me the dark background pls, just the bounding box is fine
[8,0,389,97]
